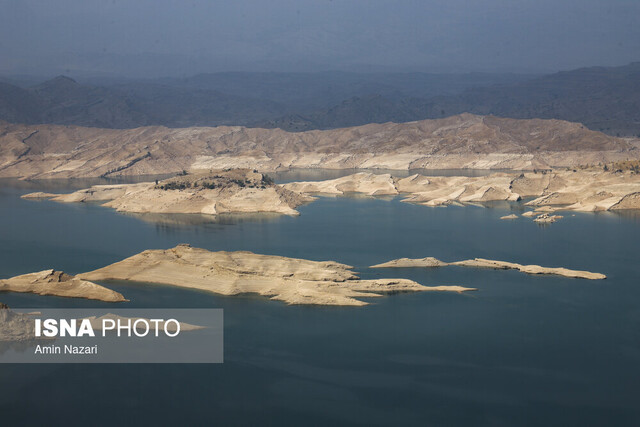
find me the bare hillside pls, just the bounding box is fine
[0,114,637,179]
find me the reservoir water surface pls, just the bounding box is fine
[0,172,639,426]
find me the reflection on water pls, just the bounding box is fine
[123,211,287,227]
[606,209,640,221]
[0,174,174,193]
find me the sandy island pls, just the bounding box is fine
[78,244,475,306]
[22,169,314,217]
[371,257,605,280]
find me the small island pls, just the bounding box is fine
[24,168,640,223]
[371,257,605,280]
[500,214,519,220]
[23,169,314,216]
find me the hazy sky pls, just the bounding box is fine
[1,0,638,77]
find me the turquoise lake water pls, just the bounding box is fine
[1,173,639,426]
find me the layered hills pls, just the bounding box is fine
[1,114,637,179]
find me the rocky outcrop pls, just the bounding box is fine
[533,213,563,224]
[0,270,127,302]
[79,244,475,306]
[22,169,314,216]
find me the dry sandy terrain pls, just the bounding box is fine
[25,168,640,220]
[283,169,640,216]
[22,169,313,216]
[1,114,637,179]
[371,257,605,280]
[79,244,475,306]
[0,270,127,302]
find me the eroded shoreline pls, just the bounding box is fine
[282,169,640,217]
[22,168,640,221]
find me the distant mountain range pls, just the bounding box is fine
[259,63,640,137]
[0,76,286,128]
[421,63,640,137]
[0,64,638,136]
[0,71,528,129]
